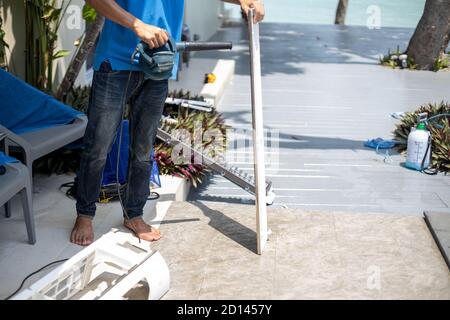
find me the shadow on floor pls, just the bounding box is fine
[188,183,255,203]
[191,200,257,254]
[197,22,417,76]
[214,110,400,151]
[153,218,200,225]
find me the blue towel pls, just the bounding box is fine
[0,69,83,134]
[364,138,398,149]
[0,151,19,165]
[102,121,130,186]
[102,121,161,188]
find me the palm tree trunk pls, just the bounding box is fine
[335,0,349,25]
[407,0,450,70]
[55,14,104,101]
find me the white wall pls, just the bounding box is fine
[2,0,26,78]
[222,1,242,21]
[54,0,87,87]
[184,0,224,42]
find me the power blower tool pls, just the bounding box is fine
[131,37,233,80]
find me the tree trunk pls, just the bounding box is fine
[335,0,349,25]
[55,14,104,101]
[407,0,450,71]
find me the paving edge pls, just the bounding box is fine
[424,211,450,271]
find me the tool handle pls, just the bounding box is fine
[176,42,233,52]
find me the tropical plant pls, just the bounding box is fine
[0,15,8,68]
[25,0,72,93]
[430,120,450,173]
[154,143,206,188]
[62,85,91,113]
[156,90,228,187]
[393,102,450,173]
[33,145,82,175]
[167,89,207,102]
[380,46,417,70]
[82,2,97,22]
[434,53,450,72]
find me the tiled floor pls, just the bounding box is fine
[154,201,450,300]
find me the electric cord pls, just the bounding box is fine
[4,258,68,300]
[60,182,74,199]
[424,113,450,125]
[420,124,438,176]
[117,69,134,223]
[374,140,402,164]
[116,52,167,241]
[59,181,159,202]
[421,141,437,175]
[116,60,161,242]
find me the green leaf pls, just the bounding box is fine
[52,50,71,59]
[82,4,97,23]
[43,7,62,21]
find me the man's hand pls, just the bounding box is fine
[88,0,169,49]
[239,0,265,23]
[133,20,169,49]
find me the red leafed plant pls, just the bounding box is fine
[154,90,228,187]
[154,143,206,188]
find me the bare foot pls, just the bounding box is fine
[123,217,161,242]
[70,216,94,246]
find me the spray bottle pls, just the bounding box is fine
[405,115,431,171]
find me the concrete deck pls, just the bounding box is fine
[154,201,450,300]
[189,22,450,216]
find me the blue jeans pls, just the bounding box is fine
[76,60,168,220]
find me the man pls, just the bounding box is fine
[71,0,265,246]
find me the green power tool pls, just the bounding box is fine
[131,37,233,80]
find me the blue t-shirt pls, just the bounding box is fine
[94,0,185,76]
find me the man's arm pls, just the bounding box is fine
[221,0,265,23]
[87,0,168,48]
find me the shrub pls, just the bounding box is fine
[380,46,417,70]
[393,102,450,173]
[156,90,228,187]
